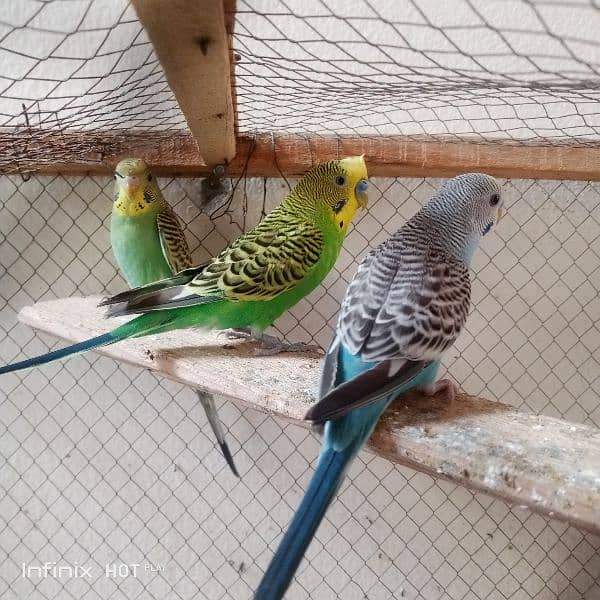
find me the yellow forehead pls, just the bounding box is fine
[338,155,368,182]
[115,158,150,177]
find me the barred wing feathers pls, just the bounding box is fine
[157,208,193,274]
[339,238,471,362]
[309,236,471,424]
[187,220,324,301]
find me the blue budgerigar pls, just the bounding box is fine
[254,173,505,599]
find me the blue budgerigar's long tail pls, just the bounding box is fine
[254,442,354,600]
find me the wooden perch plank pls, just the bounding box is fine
[3,130,600,181]
[14,296,600,535]
[131,0,235,166]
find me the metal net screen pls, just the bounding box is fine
[1,173,599,599]
[2,0,600,173]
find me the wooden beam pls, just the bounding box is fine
[2,129,600,180]
[223,0,238,136]
[131,0,236,167]
[14,296,600,535]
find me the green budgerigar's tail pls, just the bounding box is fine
[0,311,175,375]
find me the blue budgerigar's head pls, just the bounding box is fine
[433,172,504,239]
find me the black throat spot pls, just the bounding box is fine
[333,199,347,214]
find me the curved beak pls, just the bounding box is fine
[497,206,505,222]
[124,175,141,194]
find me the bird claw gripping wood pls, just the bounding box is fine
[199,164,232,212]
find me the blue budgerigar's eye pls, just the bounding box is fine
[335,175,346,187]
[490,193,500,206]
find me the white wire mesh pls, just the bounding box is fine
[1,174,599,599]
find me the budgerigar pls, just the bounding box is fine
[0,157,369,412]
[111,157,238,476]
[254,173,504,599]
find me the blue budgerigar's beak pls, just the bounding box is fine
[355,179,369,208]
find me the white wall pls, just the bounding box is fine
[1,174,599,599]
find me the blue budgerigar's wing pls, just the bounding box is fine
[308,237,471,423]
[318,248,378,400]
[309,352,429,424]
[339,238,471,362]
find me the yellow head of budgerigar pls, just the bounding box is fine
[113,158,163,217]
[298,155,369,234]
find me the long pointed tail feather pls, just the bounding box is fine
[197,391,239,477]
[0,332,117,375]
[0,311,175,375]
[254,444,353,600]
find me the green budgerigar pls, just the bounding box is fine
[1,157,370,453]
[111,157,238,476]
[111,158,192,288]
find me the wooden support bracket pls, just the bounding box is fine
[131,0,236,167]
[13,296,600,535]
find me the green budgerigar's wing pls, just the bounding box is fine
[186,220,324,301]
[157,208,193,274]
[102,220,324,316]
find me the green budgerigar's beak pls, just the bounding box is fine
[125,175,141,194]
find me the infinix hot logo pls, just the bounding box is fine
[21,562,92,579]
[21,561,165,579]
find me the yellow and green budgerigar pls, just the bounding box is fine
[0,155,370,432]
[111,157,239,476]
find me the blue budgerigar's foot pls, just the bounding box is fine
[420,378,458,403]
[254,334,322,357]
